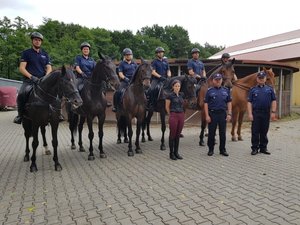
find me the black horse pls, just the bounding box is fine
[68,54,120,160]
[22,66,83,172]
[142,75,197,150]
[116,60,152,156]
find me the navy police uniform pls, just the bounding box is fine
[113,60,137,110]
[204,76,232,155]
[248,81,276,154]
[74,55,96,90]
[16,48,51,121]
[187,58,205,77]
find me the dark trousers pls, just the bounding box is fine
[169,112,184,139]
[113,81,129,108]
[207,110,227,152]
[251,111,270,151]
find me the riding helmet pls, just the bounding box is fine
[221,53,230,59]
[123,48,133,55]
[80,42,91,50]
[191,48,200,54]
[30,32,44,41]
[155,47,165,53]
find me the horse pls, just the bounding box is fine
[22,66,83,172]
[197,60,237,146]
[142,74,197,150]
[116,60,152,156]
[231,68,275,141]
[68,54,120,160]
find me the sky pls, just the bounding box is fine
[0,0,299,47]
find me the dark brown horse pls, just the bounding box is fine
[231,68,275,141]
[142,74,197,150]
[68,54,120,160]
[116,60,152,156]
[197,61,237,146]
[22,66,83,172]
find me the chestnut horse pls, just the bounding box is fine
[197,61,236,146]
[231,68,275,141]
[116,60,152,156]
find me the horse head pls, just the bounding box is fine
[93,53,120,91]
[218,60,236,88]
[263,67,276,88]
[60,66,83,109]
[131,58,152,90]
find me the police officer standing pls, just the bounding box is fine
[204,73,232,156]
[112,48,137,112]
[13,32,52,124]
[187,48,206,79]
[247,71,277,155]
[148,47,171,109]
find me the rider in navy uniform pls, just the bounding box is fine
[247,71,277,155]
[74,42,96,91]
[148,47,171,109]
[13,32,52,124]
[112,48,137,112]
[187,48,206,79]
[204,73,232,156]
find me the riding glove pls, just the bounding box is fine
[31,76,40,84]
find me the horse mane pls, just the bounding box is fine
[130,63,142,84]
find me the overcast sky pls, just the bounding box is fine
[1,0,299,47]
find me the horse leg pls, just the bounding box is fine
[231,110,239,141]
[78,116,86,152]
[87,117,95,161]
[135,121,142,154]
[69,112,78,149]
[50,122,62,171]
[97,114,107,158]
[23,121,31,162]
[237,111,245,141]
[160,112,166,150]
[41,125,51,155]
[127,119,134,157]
[141,118,146,143]
[117,120,122,144]
[147,111,154,141]
[124,126,128,143]
[30,125,39,172]
[199,118,206,146]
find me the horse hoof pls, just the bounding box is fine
[238,137,243,141]
[231,137,237,142]
[79,147,86,152]
[148,137,153,141]
[71,144,76,150]
[128,152,134,157]
[55,164,62,171]
[30,166,38,172]
[100,153,107,158]
[88,155,95,161]
[124,138,129,143]
[141,137,146,143]
[160,145,166,151]
[117,139,121,144]
[45,150,51,155]
[136,149,142,154]
[24,156,30,162]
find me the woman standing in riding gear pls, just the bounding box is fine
[13,32,52,124]
[112,48,137,112]
[166,80,185,160]
[187,48,206,79]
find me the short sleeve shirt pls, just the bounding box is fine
[167,92,185,113]
[118,60,138,79]
[151,58,170,79]
[187,59,205,75]
[248,85,276,110]
[204,86,232,110]
[74,55,96,77]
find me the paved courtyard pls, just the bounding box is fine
[0,110,300,225]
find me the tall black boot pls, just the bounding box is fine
[13,93,25,124]
[174,137,183,159]
[169,137,177,160]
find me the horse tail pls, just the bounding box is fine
[117,115,127,136]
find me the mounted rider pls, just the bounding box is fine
[187,48,206,82]
[13,32,52,124]
[147,47,171,109]
[112,48,137,112]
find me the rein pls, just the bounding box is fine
[232,82,252,91]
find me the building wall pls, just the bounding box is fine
[286,60,300,106]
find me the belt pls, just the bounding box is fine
[209,109,225,113]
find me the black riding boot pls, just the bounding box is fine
[174,137,183,159]
[13,90,26,124]
[169,137,177,160]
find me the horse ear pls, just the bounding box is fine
[231,58,235,65]
[262,67,267,72]
[61,65,66,75]
[98,52,106,60]
[141,57,146,64]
